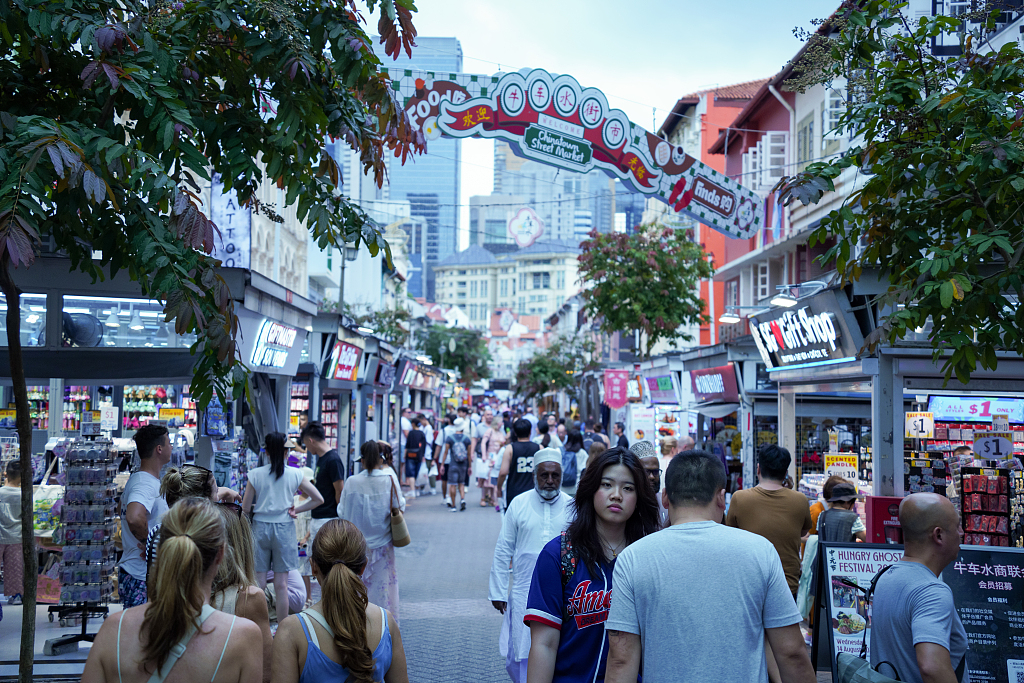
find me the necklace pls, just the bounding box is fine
[599,534,626,559]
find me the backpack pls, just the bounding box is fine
[559,530,577,588]
[582,431,595,452]
[451,435,469,463]
[561,447,578,487]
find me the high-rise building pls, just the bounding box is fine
[373,37,463,300]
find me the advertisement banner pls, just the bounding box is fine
[644,375,680,405]
[603,370,630,409]
[157,407,186,427]
[628,404,656,444]
[690,363,739,403]
[943,546,1024,683]
[329,341,362,382]
[210,173,251,269]
[820,542,906,679]
[928,396,1024,424]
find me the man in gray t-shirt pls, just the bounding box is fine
[871,494,968,683]
[605,450,815,683]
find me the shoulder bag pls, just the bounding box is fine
[836,564,901,683]
[388,476,411,547]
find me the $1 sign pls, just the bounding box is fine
[973,433,1013,459]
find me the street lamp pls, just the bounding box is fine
[719,310,742,325]
[769,291,798,308]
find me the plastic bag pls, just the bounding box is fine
[415,459,429,488]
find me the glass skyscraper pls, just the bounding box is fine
[373,37,462,300]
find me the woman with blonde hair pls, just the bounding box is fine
[271,519,408,683]
[213,502,273,683]
[335,441,404,621]
[145,464,218,593]
[83,498,263,683]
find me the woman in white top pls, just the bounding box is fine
[479,416,506,507]
[243,432,323,620]
[376,441,405,512]
[336,441,405,622]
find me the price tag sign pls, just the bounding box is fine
[824,453,859,483]
[100,405,119,432]
[828,430,839,454]
[905,411,935,439]
[973,432,1013,460]
[992,412,1010,432]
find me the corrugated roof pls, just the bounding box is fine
[435,244,498,268]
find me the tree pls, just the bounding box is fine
[0,0,420,675]
[417,324,490,382]
[779,1,1024,385]
[358,306,411,346]
[577,223,714,359]
[515,333,597,402]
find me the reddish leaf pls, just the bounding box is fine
[81,60,101,88]
[101,63,120,91]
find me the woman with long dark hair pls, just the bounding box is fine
[524,447,660,683]
[243,431,323,620]
[560,429,587,496]
[271,519,408,683]
[82,498,263,682]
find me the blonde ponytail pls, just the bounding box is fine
[311,519,374,683]
[143,498,225,673]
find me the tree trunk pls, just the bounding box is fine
[0,259,37,683]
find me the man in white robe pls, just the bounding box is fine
[488,448,572,683]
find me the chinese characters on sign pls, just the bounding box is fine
[604,369,629,410]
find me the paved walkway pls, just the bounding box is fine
[395,486,508,682]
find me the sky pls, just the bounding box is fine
[392,0,838,248]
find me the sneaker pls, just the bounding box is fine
[8,595,21,605]
[446,500,453,508]
[449,506,459,513]
[460,500,467,511]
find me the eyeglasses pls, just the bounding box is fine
[217,501,244,518]
[183,463,213,478]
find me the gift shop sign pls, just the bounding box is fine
[750,290,863,370]
[329,341,362,382]
[690,364,739,403]
[380,67,762,240]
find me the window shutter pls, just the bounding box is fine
[742,145,759,189]
[759,132,788,189]
[823,87,847,140]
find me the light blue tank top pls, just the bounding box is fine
[297,607,392,683]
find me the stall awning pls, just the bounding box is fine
[691,401,740,419]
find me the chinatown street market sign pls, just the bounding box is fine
[382,67,763,239]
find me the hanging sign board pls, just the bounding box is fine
[942,546,1024,683]
[749,289,863,371]
[100,406,119,432]
[928,396,1024,423]
[992,412,1010,433]
[905,411,935,439]
[644,375,680,405]
[690,364,739,403]
[380,67,763,240]
[824,453,858,483]
[604,369,630,409]
[974,433,1014,461]
[329,342,362,382]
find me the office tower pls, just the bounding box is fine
[373,36,463,300]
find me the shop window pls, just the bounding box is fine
[61,295,196,348]
[0,292,46,347]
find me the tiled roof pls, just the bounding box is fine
[435,245,498,268]
[682,78,770,101]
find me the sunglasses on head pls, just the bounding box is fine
[183,463,213,478]
[217,501,244,518]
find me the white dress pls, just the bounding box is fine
[488,488,573,665]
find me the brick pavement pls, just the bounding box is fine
[395,488,509,683]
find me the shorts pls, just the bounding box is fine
[446,460,468,485]
[404,456,420,479]
[118,567,147,608]
[252,520,300,574]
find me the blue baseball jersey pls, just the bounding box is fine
[524,535,616,683]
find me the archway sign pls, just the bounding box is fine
[382,67,763,240]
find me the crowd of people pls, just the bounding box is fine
[66,402,971,683]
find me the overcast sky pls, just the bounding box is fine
[391,0,838,247]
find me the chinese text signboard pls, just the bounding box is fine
[819,543,906,681]
[943,546,1024,683]
[381,67,762,240]
[604,369,629,409]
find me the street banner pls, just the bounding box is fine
[381,67,763,240]
[604,370,629,409]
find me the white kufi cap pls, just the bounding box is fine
[533,447,562,469]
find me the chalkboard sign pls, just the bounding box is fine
[817,542,906,681]
[941,545,1024,683]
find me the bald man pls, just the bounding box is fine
[870,494,967,683]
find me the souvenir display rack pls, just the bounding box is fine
[321,395,339,450]
[290,382,309,433]
[1011,470,1023,548]
[961,466,1013,547]
[45,438,116,653]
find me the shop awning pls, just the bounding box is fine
[690,401,740,419]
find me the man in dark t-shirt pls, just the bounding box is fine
[405,418,427,498]
[496,418,541,509]
[301,421,345,544]
[614,421,629,449]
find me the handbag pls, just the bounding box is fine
[836,565,901,683]
[388,477,411,548]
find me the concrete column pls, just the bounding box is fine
[740,400,756,490]
[871,354,898,496]
[47,378,64,439]
[276,379,291,436]
[778,392,797,484]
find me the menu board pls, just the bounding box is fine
[819,542,905,679]
[941,546,1024,683]
[644,375,679,405]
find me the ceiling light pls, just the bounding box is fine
[25,314,39,324]
[719,311,742,324]
[770,292,799,308]
[129,311,144,330]
[105,311,121,328]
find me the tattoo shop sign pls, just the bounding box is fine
[209,174,251,269]
[381,67,763,240]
